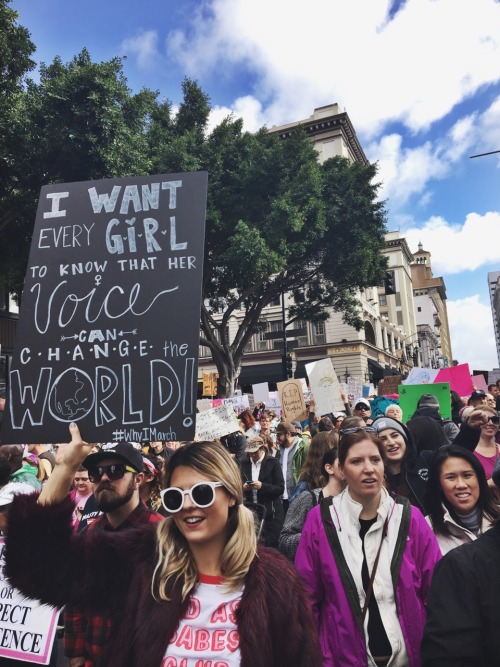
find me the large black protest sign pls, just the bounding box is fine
[1,172,207,443]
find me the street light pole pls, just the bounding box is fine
[470,150,500,158]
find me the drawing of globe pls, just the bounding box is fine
[48,367,95,422]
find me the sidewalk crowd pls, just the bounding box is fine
[2,380,500,666]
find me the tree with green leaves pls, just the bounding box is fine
[0,31,387,396]
[0,0,35,290]
[0,47,157,297]
[200,126,387,396]
[147,89,388,395]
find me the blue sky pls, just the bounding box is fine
[11,0,500,372]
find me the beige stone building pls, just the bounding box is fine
[411,243,453,368]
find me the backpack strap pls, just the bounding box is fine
[390,494,412,589]
[319,497,364,629]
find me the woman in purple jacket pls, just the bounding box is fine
[295,428,441,667]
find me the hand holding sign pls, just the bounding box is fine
[55,423,94,468]
[39,423,94,506]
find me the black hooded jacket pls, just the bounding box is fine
[410,406,460,443]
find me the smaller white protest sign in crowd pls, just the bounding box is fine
[0,538,59,664]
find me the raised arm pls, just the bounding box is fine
[5,424,155,612]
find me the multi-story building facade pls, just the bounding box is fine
[488,271,500,366]
[378,231,419,368]
[411,243,452,368]
[198,105,420,393]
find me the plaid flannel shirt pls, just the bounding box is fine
[64,502,163,667]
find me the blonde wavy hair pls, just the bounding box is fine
[152,441,257,602]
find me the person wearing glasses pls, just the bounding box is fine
[471,405,500,485]
[5,425,322,667]
[352,398,373,425]
[64,442,163,667]
[295,428,441,667]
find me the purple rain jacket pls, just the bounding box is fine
[295,490,441,667]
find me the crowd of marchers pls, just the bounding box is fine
[1,381,500,666]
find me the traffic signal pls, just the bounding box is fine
[384,270,396,295]
[282,353,293,379]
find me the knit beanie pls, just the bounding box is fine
[417,394,440,410]
[372,417,408,443]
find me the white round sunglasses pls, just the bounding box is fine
[161,481,224,513]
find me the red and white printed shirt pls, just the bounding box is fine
[162,574,244,667]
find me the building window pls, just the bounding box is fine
[295,320,309,347]
[379,294,387,306]
[397,311,404,326]
[312,321,326,344]
[364,321,376,346]
[256,323,268,351]
[269,295,281,307]
[417,306,422,312]
[270,321,285,350]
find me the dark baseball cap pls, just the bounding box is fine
[83,442,144,472]
[470,390,487,401]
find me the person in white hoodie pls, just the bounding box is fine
[424,444,500,555]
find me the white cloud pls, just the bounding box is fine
[166,0,500,136]
[121,30,161,70]
[366,113,477,206]
[403,211,500,274]
[447,295,497,369]
[208,96,266,133]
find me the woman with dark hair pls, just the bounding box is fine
[318,416,335,432]
[5,425,322,667]
[406,416,447,455]
[425,445,500,555]
[450,390,464,426]
[291,431,338,500]
[241,436,285,547]
[279,446,344,561]
[296,428,441,667]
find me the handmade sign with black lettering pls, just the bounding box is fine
[277,379,307,422]
[194,405,240,441]
[1,172,207,443]
[0,538,59,663]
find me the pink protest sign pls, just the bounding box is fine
[471,374,488,392]
[434,364,473,396]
